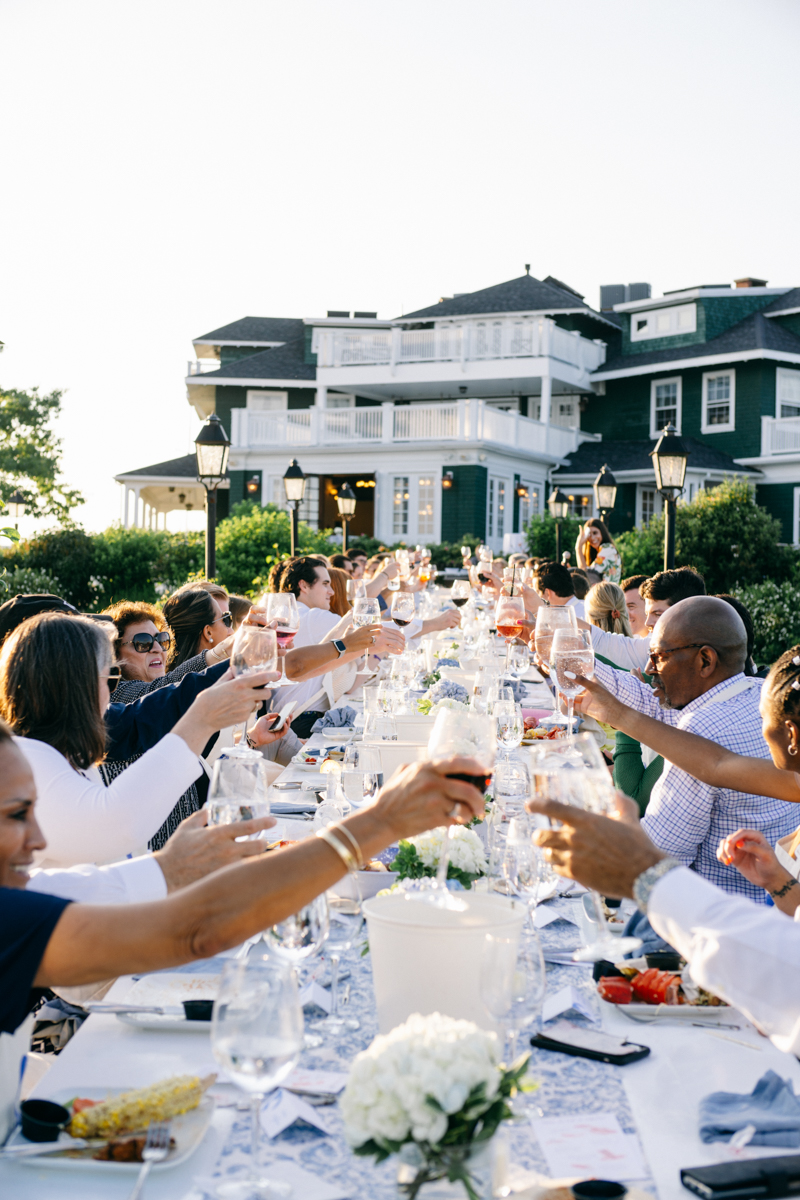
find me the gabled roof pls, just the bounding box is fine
[194,340,316,382]
[594,311,800,377]
[399,273,613,323]
[762,288,800,316]
[117,454,200,479]
[193,317,304,345]
[553,437,762,477]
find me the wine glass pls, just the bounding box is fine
[353,596,380,670]
[506,642,530,680]
[406,708,495,911]
[210,959,303,1199]
[451,579,471,609]
[507,937,547,1064]
[533,605,577,675]
[263,894,330,965]
[551,627,594,737]
[528,734,642,961]
[496,703,524,763]
[260,593,299,688]
[231,624,278,679]
[390,591,416,632]
[313,892,364,1035]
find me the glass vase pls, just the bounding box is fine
[395,1138,496,1200]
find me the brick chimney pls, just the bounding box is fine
[734,276,768,288]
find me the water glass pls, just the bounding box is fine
[207,749,270,829]
[506,643,531,679]
[314,893,364,1035]
[533,605,577,674]
[263,894,329,964]
[211,959,303,1199]
[231,624,278,678]
[551,627,595,736]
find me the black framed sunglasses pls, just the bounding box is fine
[121,631,172,654]
[107,665,122,694]
[213,612,233,629]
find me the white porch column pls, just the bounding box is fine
[315,385,327,408]
[123,488,131,529]
[132,487,141,528]
[541,375,552,453]
[381,402,393,443]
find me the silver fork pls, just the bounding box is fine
[127,1122,171,1200]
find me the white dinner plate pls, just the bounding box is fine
[116,1012,211,1032]
[599,997,732,1022]
[110,973,218,1032]
[7,1089,214,1171]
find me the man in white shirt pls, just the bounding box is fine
[533,561,585,621]
[530,791,800,1058]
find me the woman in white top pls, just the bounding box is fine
[0,612,279,869]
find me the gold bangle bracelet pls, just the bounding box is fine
[316,827,357,874]
[333,823,364,870]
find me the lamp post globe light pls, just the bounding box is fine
[194,413,230,579]
[593,464,617,521]
[650,423,689,571]
[547,486,570,563]
[5,490,27,531]
[282,459,306,558]
[335,482,357,553]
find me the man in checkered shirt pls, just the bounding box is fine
[591,595,797,903]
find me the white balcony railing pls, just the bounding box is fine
[230,399,597,460]
[314,316,606,374]
[187,359,221,375]
[761,415,800,455]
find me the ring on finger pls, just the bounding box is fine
[448,803,460,819]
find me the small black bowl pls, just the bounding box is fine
[572,1182,628,1200]
[182,999,214,1022]
[645,951,682,971]
[20,1098,70,1142]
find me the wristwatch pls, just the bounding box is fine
[632,857,681,913]
[332,639,348,657]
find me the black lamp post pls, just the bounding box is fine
[593,464,618,522]
[283,459,306,558]
[5,490,27,531]
[650,423,689,571]
[547,487,570,563]
[336,482,357,552]
[194,413,230,579]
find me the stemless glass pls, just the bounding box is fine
[211,959,303,1199]
[533,605,577,675]
[390,591,416,630]
[551,627,595,737]
[207,750,271,828]
[353,597,380,670]
[231,624,278,679]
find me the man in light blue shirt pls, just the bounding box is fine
[592,596,797,903]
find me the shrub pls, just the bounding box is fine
[0,566,64,602]
[732,580,800,669]
[615,479,793,594]
[3,527,97,608]
[525,513,583,562]
[215,501,334,595]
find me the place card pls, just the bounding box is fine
[260,1088,335,1138]
[299,980,332,1013]
[285,1068,348,1095]
[531,1112,647,1181]
[534,904,579,929]
[542,984,596,1024]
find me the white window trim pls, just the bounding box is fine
[246,389,288,411]
[650,376,682,438]
[637,484,663,528]
[701,369,736,434]
[777,367,800,419]
[631,303,697,342]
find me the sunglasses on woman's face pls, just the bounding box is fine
[121,632,172,654]
[106,665,122,694]
[213,612,233,629]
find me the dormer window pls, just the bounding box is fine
[631,303,697,341]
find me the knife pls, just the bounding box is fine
[85,1003,185,1016]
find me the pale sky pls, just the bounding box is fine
[2,0,799,535]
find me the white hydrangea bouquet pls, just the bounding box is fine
[391,826,487,890]
[341,1012,528,1200]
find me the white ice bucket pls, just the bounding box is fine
[363,892,526,1033]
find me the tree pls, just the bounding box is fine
[525,513,583,562]
[0,386,84,521]
[215,501,334,595]
[615,479,793,593]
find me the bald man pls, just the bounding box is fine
[585,597,798,902]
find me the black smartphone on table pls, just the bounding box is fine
[530,1021,650,1066]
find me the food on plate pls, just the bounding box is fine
[597,967,725,1007]
[68,1074,214,1139]
[363,859,388,872]
[93,1134,177,1162]
[265,839,299,852]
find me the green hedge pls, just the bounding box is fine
[732,580,800,669]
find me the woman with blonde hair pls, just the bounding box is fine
[584,580,632,638]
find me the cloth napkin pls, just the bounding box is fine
[311,706,357,733]
[436,658,460,668]
[699,1071,800,1146]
